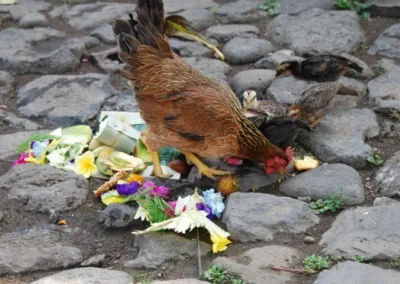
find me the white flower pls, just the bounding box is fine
[134,205,150,221]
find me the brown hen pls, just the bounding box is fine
[113,0,292,179]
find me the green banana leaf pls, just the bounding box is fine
[165,15,225,61]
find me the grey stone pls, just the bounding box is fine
[222,193,319,242]
[90,47,123,74]
[19,12,49,28]
[164,0,217,13]
[381,121,397,138]
[254,49,303,69]
[90,24,115,45]
[299,109,380,169]
[304,236,315,244]
[279,0,333,15]
[373,197,400,206]
[0,27,68,74]
[223,37,274,65]
[239,171,284,192]
[124,232,208,269]
[371,58,399,75]
[215,0,266,24]
[49,4,67,18]
[0,27,98,75]
[183,57,232,81]
[213,245,302,284]
[0,71,14,97]
[266,76,310,104]
[266,76,365,109]
[375,151,400,198]
[368,24,400,59]
[0,164,88,213]
[62,3,135,30]
[31,267,132,284]
[81,254,106,267]
[102,89,138,113]
[231,69,276,98]
[368,67,400,113]
[17,74,117,126]
[98,204,138,228]
[267,8,365,55]
[315,261,400,284]
[169,38,213,58]
[366,0,400,18]
[320,205,400,260]
[0,227,82,275]
[0,130,49,162]
[0,211,3,222]
[280,164,364,205]
[0,110,39,131]
[338,77,367,98]
[340,53,374,80]
[206,24,259,43]
[0,0,51,21]
[64,36,100,57]
[153,280,208,284]
[175,8,216,30]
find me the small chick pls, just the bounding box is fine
[242,90,258,109]
[242,90,288,127]
[287,81,345,128]
[275,54,364,82]
[242,91,309,149]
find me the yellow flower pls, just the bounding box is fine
[211,234,231,254]
[125,174,145,185]
[75,151,97,178]
[101,190,126,206]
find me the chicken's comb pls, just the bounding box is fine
[285,147,295,161]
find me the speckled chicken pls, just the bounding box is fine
[275,54,364,82]
[242,90,310,149]
[242,90,287,127]
[287,81,345,128]
[113,0,293,179]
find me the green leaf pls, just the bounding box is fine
[50,125,92,145]
[165,15,225,60]
[135,139,153,164]
[17,133,57,154]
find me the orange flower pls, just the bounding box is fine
[125,174,145,185]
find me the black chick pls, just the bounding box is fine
[254,117,311,149]
[275,54,364,82]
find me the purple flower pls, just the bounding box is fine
[196,203,214,220]
[143,180,156,189]
[150,185,169,199]
[12,152,30,166]
[116,182,140,196]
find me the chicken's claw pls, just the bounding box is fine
[196,166,231,181]
[182,151,231,180]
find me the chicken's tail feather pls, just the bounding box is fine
[113,0,172,61]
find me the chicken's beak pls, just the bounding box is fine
[278,168,285,175]
[287,109,299,117]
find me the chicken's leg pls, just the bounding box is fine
[181,151,231,180]
[140,131,172,179]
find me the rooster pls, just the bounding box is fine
[113,0,293,180]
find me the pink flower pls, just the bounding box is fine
[12,153,29,166]
[150,185,169,199]
[143,180,156,189]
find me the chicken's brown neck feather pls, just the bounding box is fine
[237,117,279,161]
